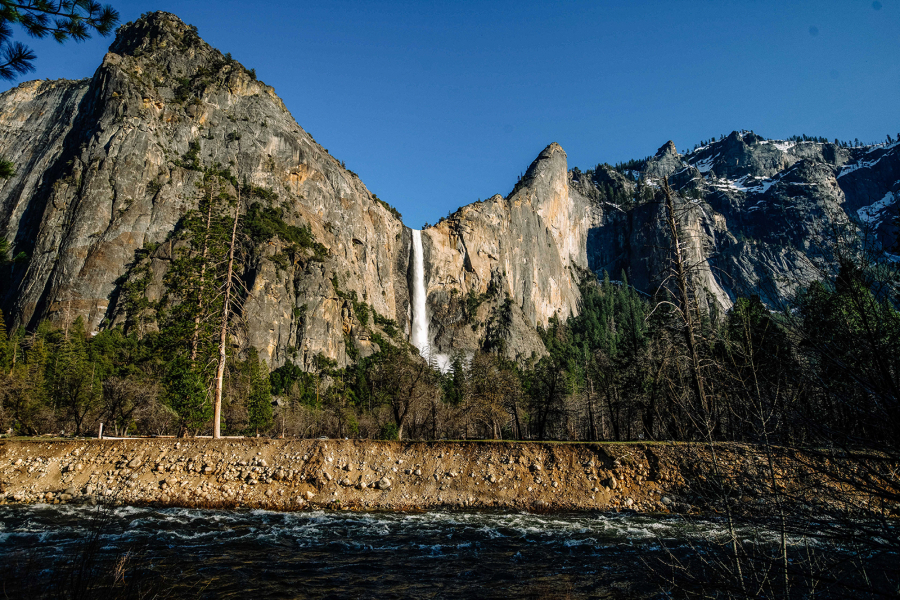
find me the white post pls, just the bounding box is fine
[98,422,104,440]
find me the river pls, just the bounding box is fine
[0,505,731,598]
[0,504,854,598]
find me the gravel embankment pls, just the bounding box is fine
[0,439,883,514]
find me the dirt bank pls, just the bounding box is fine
[0,439,888,514]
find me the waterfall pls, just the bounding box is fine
[410,229,451,371]
[410,229,429,355]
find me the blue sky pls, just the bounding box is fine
[3,0,898,228]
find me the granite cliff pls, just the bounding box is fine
[0,13,411,370]
[419,142,598,361]
[0,13,897,369]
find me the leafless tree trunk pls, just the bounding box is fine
[213,191,240,439]
[662,179,708,423]
[587,376,598,441]
[662,178,746,595]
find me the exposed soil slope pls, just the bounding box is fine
[2,439,892,516]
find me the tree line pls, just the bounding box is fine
[2,213,896,449]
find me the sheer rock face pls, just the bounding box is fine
[0,12,410,369]
[682,133,899,305]
[421,143,601,360]
[583,132,899,309]
[1,14,898,368]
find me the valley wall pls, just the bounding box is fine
[1,12,898,371]
[0,13,412,371]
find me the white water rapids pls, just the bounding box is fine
[410,229,450,372]
[0,503,771,599]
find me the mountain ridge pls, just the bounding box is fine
[0,11,897,369]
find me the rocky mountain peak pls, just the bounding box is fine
[742,131,764,145]
[109,11,197,57]
[521,142,568,186]
[644,140,684,179]
[102,10,266,107]
[655,140,678,158]
[0,8,897,373]
[686,130,785,180]
[724,130,745,145]
[0,10,410,370]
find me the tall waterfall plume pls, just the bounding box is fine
[410,229,429,355]
[409,229,451,371]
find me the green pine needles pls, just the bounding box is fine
[0,0,120,81]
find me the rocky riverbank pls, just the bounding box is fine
[0,439,886,514]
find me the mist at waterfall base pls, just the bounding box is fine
[410,229,452,373]
[0,503,774,598]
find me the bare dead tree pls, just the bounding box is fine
[213,187,241,439]
[658,177,748,596]
[190,177,216,363]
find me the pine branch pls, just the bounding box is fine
[0,0,118,79]
[0,39,34,79]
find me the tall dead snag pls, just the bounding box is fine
[662,178,707,422]
[213,187,240,439]
[661,177,747,596]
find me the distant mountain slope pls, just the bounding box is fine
[579,131,898,309]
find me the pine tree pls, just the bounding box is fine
[0,308,8,370]
[164,355,211,436]
[245,349,273,435]
[158,169,245,435]
[162,171,232,361]
[4,333,48,434]
[50,317,100,435]
[618,271,646,355]
[600,271,617,357]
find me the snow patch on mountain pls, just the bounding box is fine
[839,157,888,178]
[857,190,897,228]
[840,142,899,178]
[692,154,719,174]
[710,174,779,195]
[864,140,899,154]
[767,141,797,152]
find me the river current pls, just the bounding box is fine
[0,504,784,598]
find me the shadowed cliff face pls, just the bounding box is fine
[580,133,899,309]
[0,14,898,369]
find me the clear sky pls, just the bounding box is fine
[3,0,898,228]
